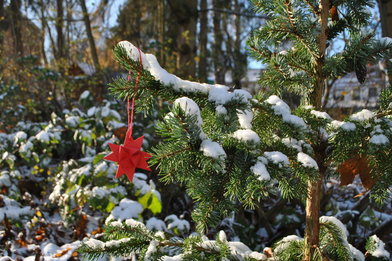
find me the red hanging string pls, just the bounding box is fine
[126,48,143,136]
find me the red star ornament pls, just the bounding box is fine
[104,129,151,182]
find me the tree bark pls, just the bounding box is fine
[378,0,392,37]
[232,0,246,89]
[10,0,23,56]
[304,0,329,260]
[212,0,225,84]
[55,0,66,72]
[167,0,198,79]
[0,0,5,69]
[198,0,208,82]
[79,0,100,71]
[212,0,226,84]
[38,0,48,66]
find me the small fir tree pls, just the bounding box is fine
[80,0,392,260]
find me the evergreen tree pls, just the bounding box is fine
[79,0,392,260]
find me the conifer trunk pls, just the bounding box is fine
[304,1,329,260]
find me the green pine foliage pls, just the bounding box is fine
[79,0,392,260]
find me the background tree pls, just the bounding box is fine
[79,0,392,260]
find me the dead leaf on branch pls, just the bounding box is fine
[337,155,375,191]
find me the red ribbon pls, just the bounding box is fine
[104,47,151,182]
[126,48,143,136]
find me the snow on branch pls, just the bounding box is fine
[118,41,252,106]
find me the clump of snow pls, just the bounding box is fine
[297,152,318,170]
[237,109,253,129]
[369,134,389,145]
[0,172,11,187]
[349,244,365,261]
[65,116,80,128]
[232,129,260,144]
[119,41,251,106]
[146,217,167,231]
[266,95,291,115]
[162,255,184,261]
[264,151,289,166]
[320,216,348,237]
[311,110,332,120]
[145,240,159,261]
[165,214,190,232]
[108,198,143,221]
[200,139,226,160]
[330,120,344,129]
[133,173,152,195]
[125,218,146,228]
[274,235,303,255]
[84,238,131,250]
[281,137,304,152]
[341,122,356,131]
[350,109,375,121]
[368,235,390,259]
[0,195,32,222]
[19,141,33,156]
[215,105,227,115]
[266,95,307,129]
[80,90,90,99]
[250,161,271,181]
[35,130,50,142]
[174,97,203,127]
[14,131,27,142]
[218,230,227,242]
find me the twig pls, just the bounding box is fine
[198,8,269,19]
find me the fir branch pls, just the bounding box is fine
[153,147,192,160]
[284,0,297,28]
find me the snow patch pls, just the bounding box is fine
[297,152,318,170]
[251,161,271,181]
[200,139,226,160]
[350,109,375,121]
[232,129,260,143]
[237,109,253,129]
[264,151,289,166]
[368,235,390,259]
[369,134,389,145]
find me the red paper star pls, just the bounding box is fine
[104,130,151,182]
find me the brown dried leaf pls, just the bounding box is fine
[52,247,72,258]
[337,155,375,190]
[337,156,358,186]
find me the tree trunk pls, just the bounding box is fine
[304,0,329,260]
[10,0,23,56]
[79,0,100,71]
[157,0,166,67]
[0,0,5,70]
[167,0,197,79]
[378,0,392,84]
[56,0,66,71]
[232,0,246,89]
[212,0,225,84]
[304,179,322,260]
[198,0,208,82]
[39,0,48,66]
[378,0,392,37]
